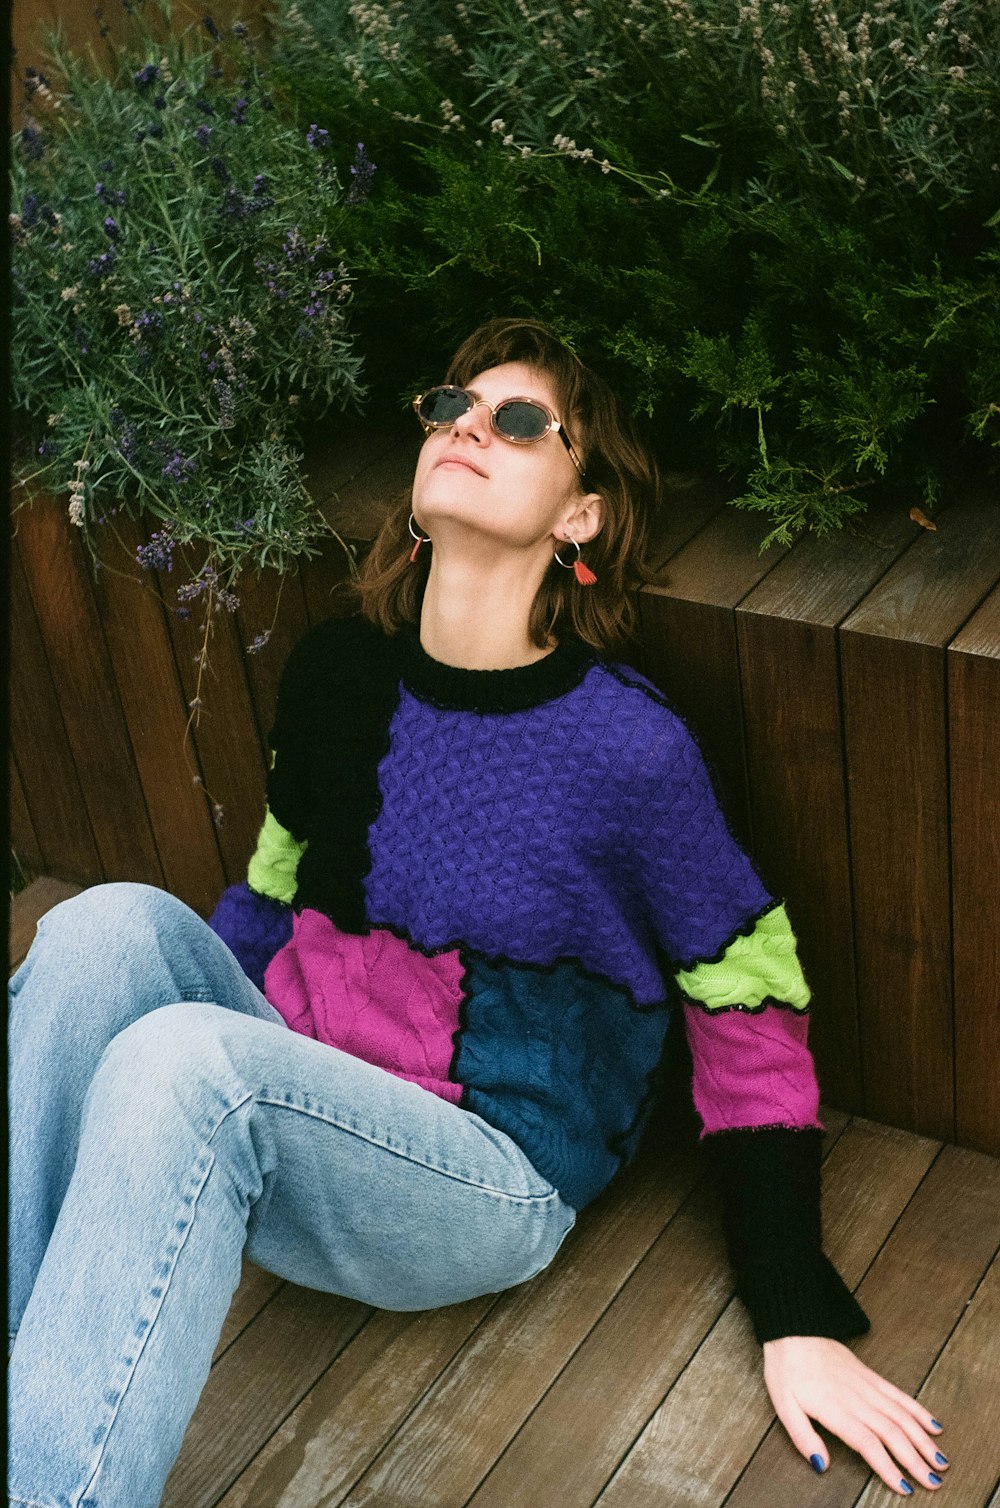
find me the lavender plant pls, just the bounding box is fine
[274,0,1000,546]
[11,1,371,617]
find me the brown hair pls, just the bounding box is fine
[338,316,664,658]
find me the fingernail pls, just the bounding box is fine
[810,1454,826,1473]
[934,1452,948,1466]
[901,1482,913,1496]
[931,1419,943,1431]
[929,1473,942,1486]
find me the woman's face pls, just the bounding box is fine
[411,361,602,552]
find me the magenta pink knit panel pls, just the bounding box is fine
[683,999,825,1140]
[263,907,466,1104]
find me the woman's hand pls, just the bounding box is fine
[762,1335,950,1495]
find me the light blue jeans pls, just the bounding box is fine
[8,882,577,1508]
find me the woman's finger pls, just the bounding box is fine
[871,1373,945,1438]
[769,1389,831,1472]
[866,1400,949,1488]
[845,1421,925,1497]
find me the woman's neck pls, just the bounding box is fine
[418,557,557,670]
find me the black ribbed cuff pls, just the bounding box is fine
[701,1124,871,1346]
[736,1249,872,1345]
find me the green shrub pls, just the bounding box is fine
[11,1,370,612]
[273,0,1000,547]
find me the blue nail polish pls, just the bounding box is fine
[810,1454,826,1473]
[931,1419,943,1430]
[901,1482,913,1495]
[929,1473,942,1486]
[935,1452,948,1466]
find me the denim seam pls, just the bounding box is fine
[76,1148,215,1506]
[253,1090,561,1205]
[10,1496,52,1507]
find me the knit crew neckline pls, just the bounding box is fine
[394,618,598,713]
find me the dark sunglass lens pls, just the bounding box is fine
[420,387,470,424]
[495,401,549,440]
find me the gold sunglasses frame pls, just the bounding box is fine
[412,386,586,480]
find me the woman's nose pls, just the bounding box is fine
[453,399,491,441]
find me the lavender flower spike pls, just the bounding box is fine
[347,142,376,205]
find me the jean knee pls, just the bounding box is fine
[88,1002,238,1136]
[39,881,197,946]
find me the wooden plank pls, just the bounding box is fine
[161,1285,374,1508]
[839,499,1000,1141]
[9,876,84,972]
[469,1113,854,1508]
[722,1139,1000,1508]
[854,1254,1000,1507]
[9,753,43,878]
[149,538,272,896]
[644,474,731,580]
[213,1260,285,1363]
[229,559,312,769]
[13,496,165,888]
[324,432,429,546]
[215,1115,708,1501]
[839,496,1000,647]
[215,1300,503,1508]
[948,582,1000,1158]
[297,436,423,628]
[642,504,792,609]
[9,529,103,886]
[334,1134,708,1507]
[638,508,792,848]
[595,1115,940,1507]
[300,417,416,509]
[736,505,931,1116]
[187,1130,692,1507]
[85,512,228,918]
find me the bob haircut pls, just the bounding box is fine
[338,316,664,658]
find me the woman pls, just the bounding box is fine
[8,317,949,1504]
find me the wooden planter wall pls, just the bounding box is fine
[9,427,1000,1157]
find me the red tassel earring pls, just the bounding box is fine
[408,511,431,563]
[553,534,597,586]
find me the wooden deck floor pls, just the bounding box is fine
[10,879,1000,1507]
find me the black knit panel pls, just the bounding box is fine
[266,613,404,934]
[701,1125,872,1344]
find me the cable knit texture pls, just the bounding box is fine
[206,610,870,1344]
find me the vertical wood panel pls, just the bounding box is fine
[948,583,1000,1158]
[85,514,229,917]
[10,520,103,884]
[839,498,1000,1139]
[9,754,44,876]
[638,507,791,849]
[149,538,271,896]
[299,435,422,627]
[736,506,931,1116]
[231,561,312,763]
[14,496,165,888]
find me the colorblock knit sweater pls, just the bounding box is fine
[208,611,870,1346]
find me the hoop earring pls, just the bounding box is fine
[408,511,432,563]
[553,533,597,586]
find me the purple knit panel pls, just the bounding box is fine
[364,663,772,1005]
[206,880,294,993]
[263,907,466,1102]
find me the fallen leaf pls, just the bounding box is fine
[909,506,938,530]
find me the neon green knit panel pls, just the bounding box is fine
[247,804,307,905]
[673,901,812,1011]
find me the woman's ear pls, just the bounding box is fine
[574,491,604,543]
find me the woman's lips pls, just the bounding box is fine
[436,456,486,476]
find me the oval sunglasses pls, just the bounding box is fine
[412,385,587,482]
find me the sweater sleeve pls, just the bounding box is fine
[628,706,870,1346]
